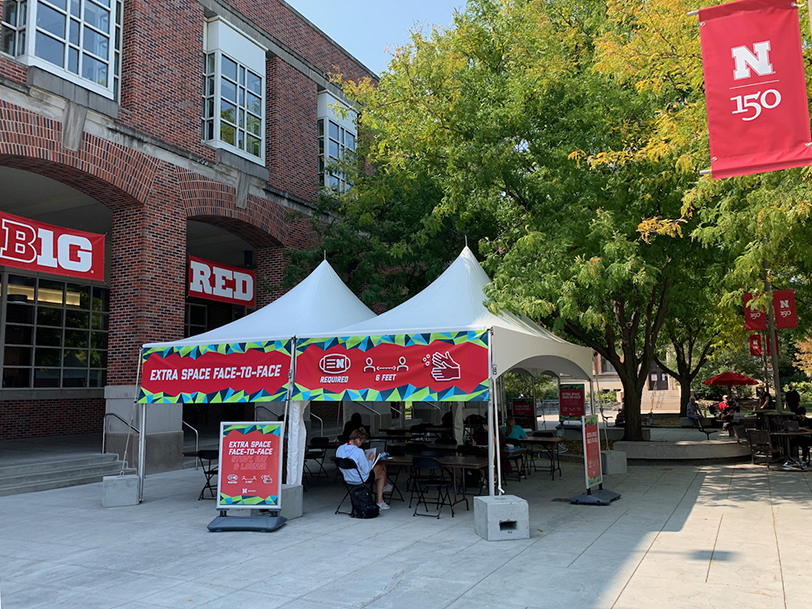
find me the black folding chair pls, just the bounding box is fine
[197,449,219,500]
[411,456,453,518]
[334,457,373,516]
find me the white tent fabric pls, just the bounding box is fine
[321,247,593,381]
[145,260,375,348]
[140,260,376,488]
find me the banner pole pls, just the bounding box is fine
[134,346,146,503]
[762,262,784,411]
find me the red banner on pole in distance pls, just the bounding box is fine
[749,334,762,356]
[743,290,796,330]
[698,0,812,178]
[138,341,292,403]
[772,289,797,329]
[0,210,105,281]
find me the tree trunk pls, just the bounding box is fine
[678,380,691,418]
[622,380,646,441]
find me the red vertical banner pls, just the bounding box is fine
[749,334,762,356]
[743,293,767,330]
[773,289,797,329]
[698,0,812,178]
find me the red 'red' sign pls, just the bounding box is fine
[188,255,255,307]
[698,0,812,178]
[0,210,105,281]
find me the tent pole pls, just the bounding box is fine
[282,339,297,483]
[138,401,147,502]
[487,331,495,497]
[532,375,538,432]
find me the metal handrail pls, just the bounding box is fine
[102,413,139,455]
[310,412,324,437]
[182,420,199,455]
[255,404,281,420]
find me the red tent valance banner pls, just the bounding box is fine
[138,340,293,403]
[698,0,812,178]
[0,210,105,281]
[188,255,256,308]
[292,330,490,402]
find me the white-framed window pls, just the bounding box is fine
[1,0,122,100]
[202,18,265,163]
[318,90,356,193]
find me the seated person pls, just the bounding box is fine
[339,413,365,444]
[501,417,527,440]
[686,396,704,429]
[718,395,736,428]
[336,429,391,510]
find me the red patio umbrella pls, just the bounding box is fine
[703,372,759,386]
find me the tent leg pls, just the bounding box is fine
[138,402,147,503]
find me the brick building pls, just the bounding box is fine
[0,0,374,463]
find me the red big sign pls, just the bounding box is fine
[0,211,105,281]
[188,255,255,307]
[698,0,812,178]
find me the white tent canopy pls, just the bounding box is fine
[322,246,593,380]
[138,260,376,494]
[145,260,376,348]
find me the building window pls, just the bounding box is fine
[318,90,356,192]
[185,302,207,338]
[1,274,109,389]
[1,0,122,100]
[202,18,265,163]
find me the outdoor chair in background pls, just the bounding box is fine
[304,448,328,482]
[334,457,373,516]
[410,456,454,518]
[731,425,750,446]
[746,429,782,468]
[197,449,219,500]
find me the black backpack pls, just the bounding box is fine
[349,484,380,519]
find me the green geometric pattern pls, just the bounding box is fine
[292,330,489,402]
[137,340,292,404]
[219,492,279,506]
[142,339,292,361]
[222,423,282,437]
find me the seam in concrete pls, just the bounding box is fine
[705,514,723,583]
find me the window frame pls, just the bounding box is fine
[201,18,266,165]
[1,0,121,100]
[0,271,109,390]
[317,90,357,193]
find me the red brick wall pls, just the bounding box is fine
[226,0,377,82]
[117,0,214,161]
[267,58,319,201]
[0,398,105,440]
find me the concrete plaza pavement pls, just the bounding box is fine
[1,456,811,609]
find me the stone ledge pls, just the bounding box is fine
[613,440,750,460]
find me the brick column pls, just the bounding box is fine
[255,246,287,309]
[104,164,186,472]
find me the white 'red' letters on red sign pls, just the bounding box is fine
[0,211,105,280]
[188,255,255,307]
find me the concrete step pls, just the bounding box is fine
[0,454,132,497]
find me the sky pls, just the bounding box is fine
[284,0,466,75]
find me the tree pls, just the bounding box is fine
[328,0,703,441]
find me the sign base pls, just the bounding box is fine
[570,488,621,506]
[207,514,287,532]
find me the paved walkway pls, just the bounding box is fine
[1,458,810,609]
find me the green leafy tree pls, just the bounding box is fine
[324,0,705,441]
